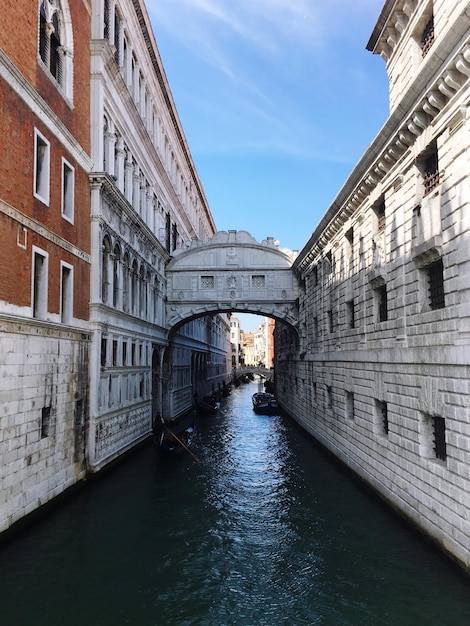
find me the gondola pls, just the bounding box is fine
[159,420,195,454]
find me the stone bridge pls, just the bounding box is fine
[165,230,299,333]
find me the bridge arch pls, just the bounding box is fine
[165,231,300,334]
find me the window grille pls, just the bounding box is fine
[41,406,51,438]
[433,416,447,461]
[374,201,386,234]
[421,15,434,57]
[423,152,439,196]
[380,401,389,434]
[201,276,215,289]
[376,284,388,322]
[251,275,266,288]
[427,259,445,309]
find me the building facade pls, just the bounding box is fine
[0,0,230,533]
[88,0,229,469]
[0,0,92,533]
[276,0,470,571]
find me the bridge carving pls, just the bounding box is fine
[165,230,299,332]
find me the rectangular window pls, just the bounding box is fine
[328,309,334,333]
[375,284,388,322]
[34,129,50,205]
[427,259,445,310]
[347,299,355,329]
[123,341,128,366]
[345,227,354,257]
[345,391,354,420]
[326,385,333,409]
[251,275,266,288]
[32,247,48,319]
[61,158,75,223]
[421,14,434,57]
[376,399,389,435]
[101,336,107,367]
[41,406,51,439]
[60,262,73,324]
[112,340,118,366]
[201,276,215,289]
[433,416,447,461]
[421,413,447,462]
[373,199,386,234]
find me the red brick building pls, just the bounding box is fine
[0,0,92,533]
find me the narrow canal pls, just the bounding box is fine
[1,379,470,625]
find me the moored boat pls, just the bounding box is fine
[252,392,279,415]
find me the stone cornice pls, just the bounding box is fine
[294,32,470,275]
[130,0,216,234]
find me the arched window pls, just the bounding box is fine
[38,1,73,99]
[113,244,121,308]
[122,252,130,313]
[101,235,112,304]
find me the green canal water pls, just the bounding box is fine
[1,380,469,625]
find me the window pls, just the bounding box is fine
[373,199,386,235]
[60,262,73,323]
[38,0,72,97]
[427,258,445,310]
[32,247,48,319]
[34,129,50,204]
[61,158,74,222]
[101,336,107,367]
[418,143,440,197]
[345,227,354,257]
[375,284,388,322]
[328,309,334,333]
[433,416,447,461]
[421,413,447,462]
[112,340,118,366]
[345,391,354,420]
[251,275,266,289]
[201,276,215,289]
[421,14,434,58]
[123,341,128,366]
[39,1,62,83]
[326,385,333,409]
[41,406,51,438]
[347,299,355,329]
[376,399,389,435]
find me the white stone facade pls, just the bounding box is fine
[276,0,470,570]
[88,0,229,466]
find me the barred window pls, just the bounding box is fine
[375,284,388,322]
[251,275,266,288]
[433,416,447,461]
[423,151,439,196]
[201,276,215,289]
[421,15,434,58]
[373,200,386,234]
[427,259,445,310]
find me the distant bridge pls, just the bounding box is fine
[165,230,300,334]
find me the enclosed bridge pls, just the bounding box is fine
[165,230,300,332]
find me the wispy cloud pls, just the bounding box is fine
[148,0,388,161]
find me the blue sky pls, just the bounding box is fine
[148,0,389,330]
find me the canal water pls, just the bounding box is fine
[1,380,470,626]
